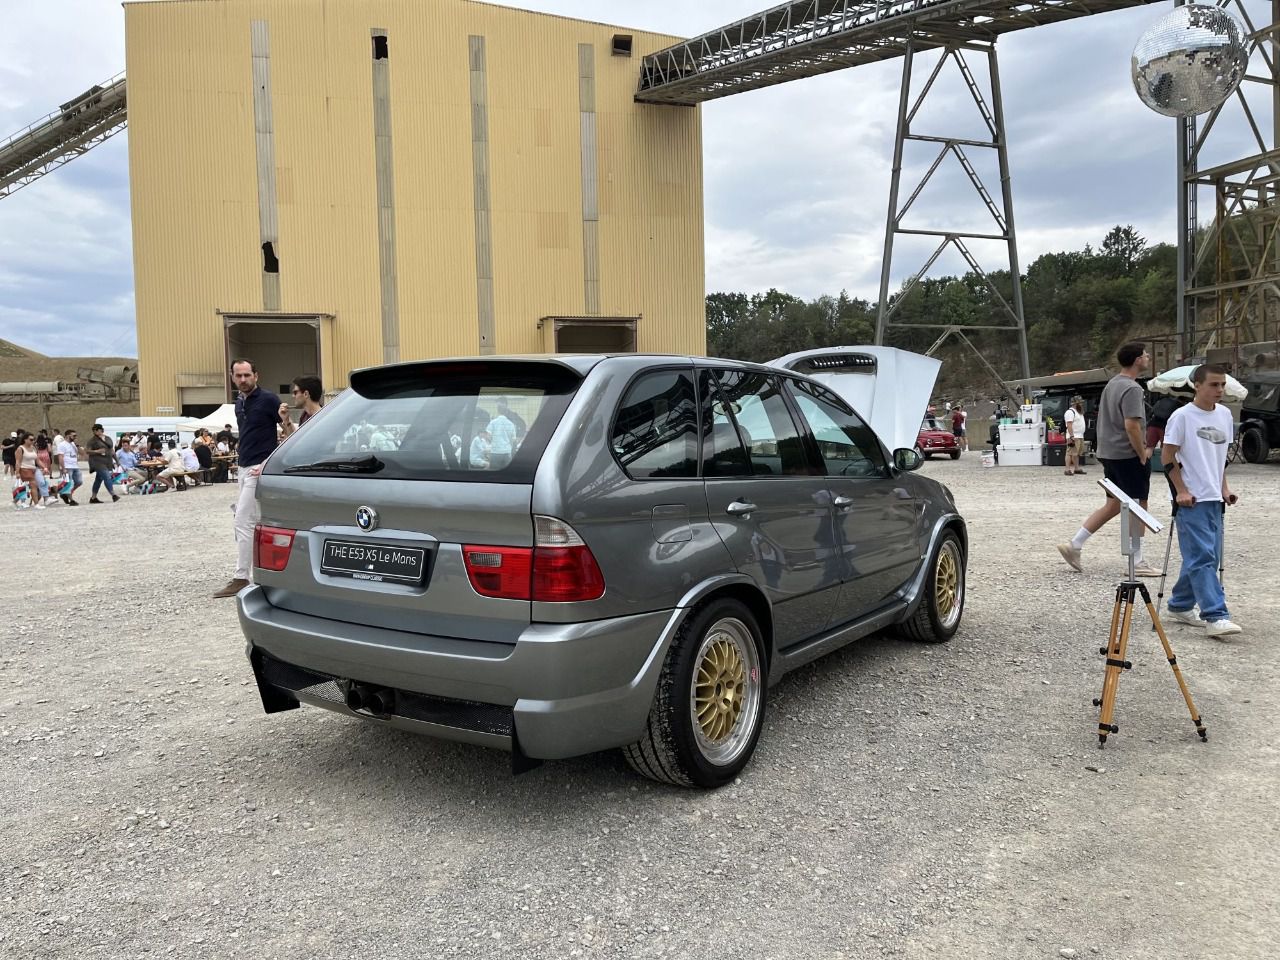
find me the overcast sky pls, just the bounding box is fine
[0,0,1260,357]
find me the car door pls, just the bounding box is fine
[699,367,840,649]
[786,377,922,622]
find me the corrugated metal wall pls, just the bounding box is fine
[125,0,705,414]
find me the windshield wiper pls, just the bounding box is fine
[283,454,385,474]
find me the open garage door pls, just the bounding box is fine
[221,312,328,405]
[540,316,637,353]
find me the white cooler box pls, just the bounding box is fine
[998,443,1043,466]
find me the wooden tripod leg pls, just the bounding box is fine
[1140,587,1208,742]
[1095,584,1136,747]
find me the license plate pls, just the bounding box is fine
[321,539,426,584]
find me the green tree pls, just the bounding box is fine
[1102,225,1147,273]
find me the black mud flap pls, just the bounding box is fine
[250,649,301,714]
[510,729,544,776]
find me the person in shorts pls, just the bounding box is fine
[1063,397,1087,476]
[950,403,967,452]
[1057,342,1158,576]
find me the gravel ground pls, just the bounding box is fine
[2,458,1277,960]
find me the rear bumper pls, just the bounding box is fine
[238,585,676,760]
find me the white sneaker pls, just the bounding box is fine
[34,502,46,509]
[1206,619,1242,638]
[1166,608,1206,628]
[1167,609,1203,632]
[1133,563,1162,578]
[1057,543,1083,572]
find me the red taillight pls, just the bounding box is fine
[463,516,605,602]
[532,546,605,602]
[462,545,533,600]
[254,524,296,571]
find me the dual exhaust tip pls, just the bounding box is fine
[345,683,394,718]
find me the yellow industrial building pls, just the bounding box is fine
[124,0,704,415]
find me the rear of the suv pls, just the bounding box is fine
[240,354,966,788]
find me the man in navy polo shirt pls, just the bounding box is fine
[215,358,290,598]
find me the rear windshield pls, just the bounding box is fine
[265,361,581,483]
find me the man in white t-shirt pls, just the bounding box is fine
[157,441,187,490]
[1161,364,1241,638]
[486,411,517,469]
[1063,398,1087,476]
[55,429,83,505]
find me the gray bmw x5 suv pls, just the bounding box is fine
[239,350,966,788]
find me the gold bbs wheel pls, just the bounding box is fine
[623,599,767,788]
[897,529,965,643]
[934,537,964,632]
[689,617,762,766]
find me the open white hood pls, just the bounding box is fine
[769,346,941,453]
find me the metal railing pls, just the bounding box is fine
[636,0,1145,103]
[0,72,128,199]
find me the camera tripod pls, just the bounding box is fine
[1094,568,1208,748]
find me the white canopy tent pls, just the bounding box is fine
[178,402,239,435]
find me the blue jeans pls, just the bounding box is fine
[92,468,116,496]
[1168,501,1228,622]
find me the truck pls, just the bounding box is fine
[1238,371,1280,463]
[93,416,197,448]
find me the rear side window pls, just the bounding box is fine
[266,361,580,483]
[611,369,698,479]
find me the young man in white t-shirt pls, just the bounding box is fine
[1063,398,1087,476]
[1161,364,1241,637]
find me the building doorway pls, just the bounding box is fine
[540,316,638,353]
[221,313,326,406]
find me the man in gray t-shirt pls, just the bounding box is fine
[1096,374,1146,460]
[1057,342,1156,575]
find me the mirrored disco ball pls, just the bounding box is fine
[1132,4,1249,117]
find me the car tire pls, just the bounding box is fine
[949,451,961,460]
[623,599,766,789]
[897,530,965,644]
[1242,426,1270,463]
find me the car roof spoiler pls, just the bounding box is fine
[769,346,941,453]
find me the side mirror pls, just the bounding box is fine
[894,447,923,472]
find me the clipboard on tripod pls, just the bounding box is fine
[1091,478,1206,748]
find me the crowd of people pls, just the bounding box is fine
[4,374,325,520]
[3,423,240,510]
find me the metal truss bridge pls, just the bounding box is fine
[636,0,1148,105]
[0,73,127,199]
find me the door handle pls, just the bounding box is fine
[832,496,854,510]
[725,500,757,517]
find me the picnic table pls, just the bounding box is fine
[137,458,167,480]
[138,457,208,489]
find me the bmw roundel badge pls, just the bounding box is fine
[355,506,379,532]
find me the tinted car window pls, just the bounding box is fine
[612,369,698,479]
[788,378,888,478]
[703,369,814,477]
[699,371,751,477]
[267,361,579,483]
